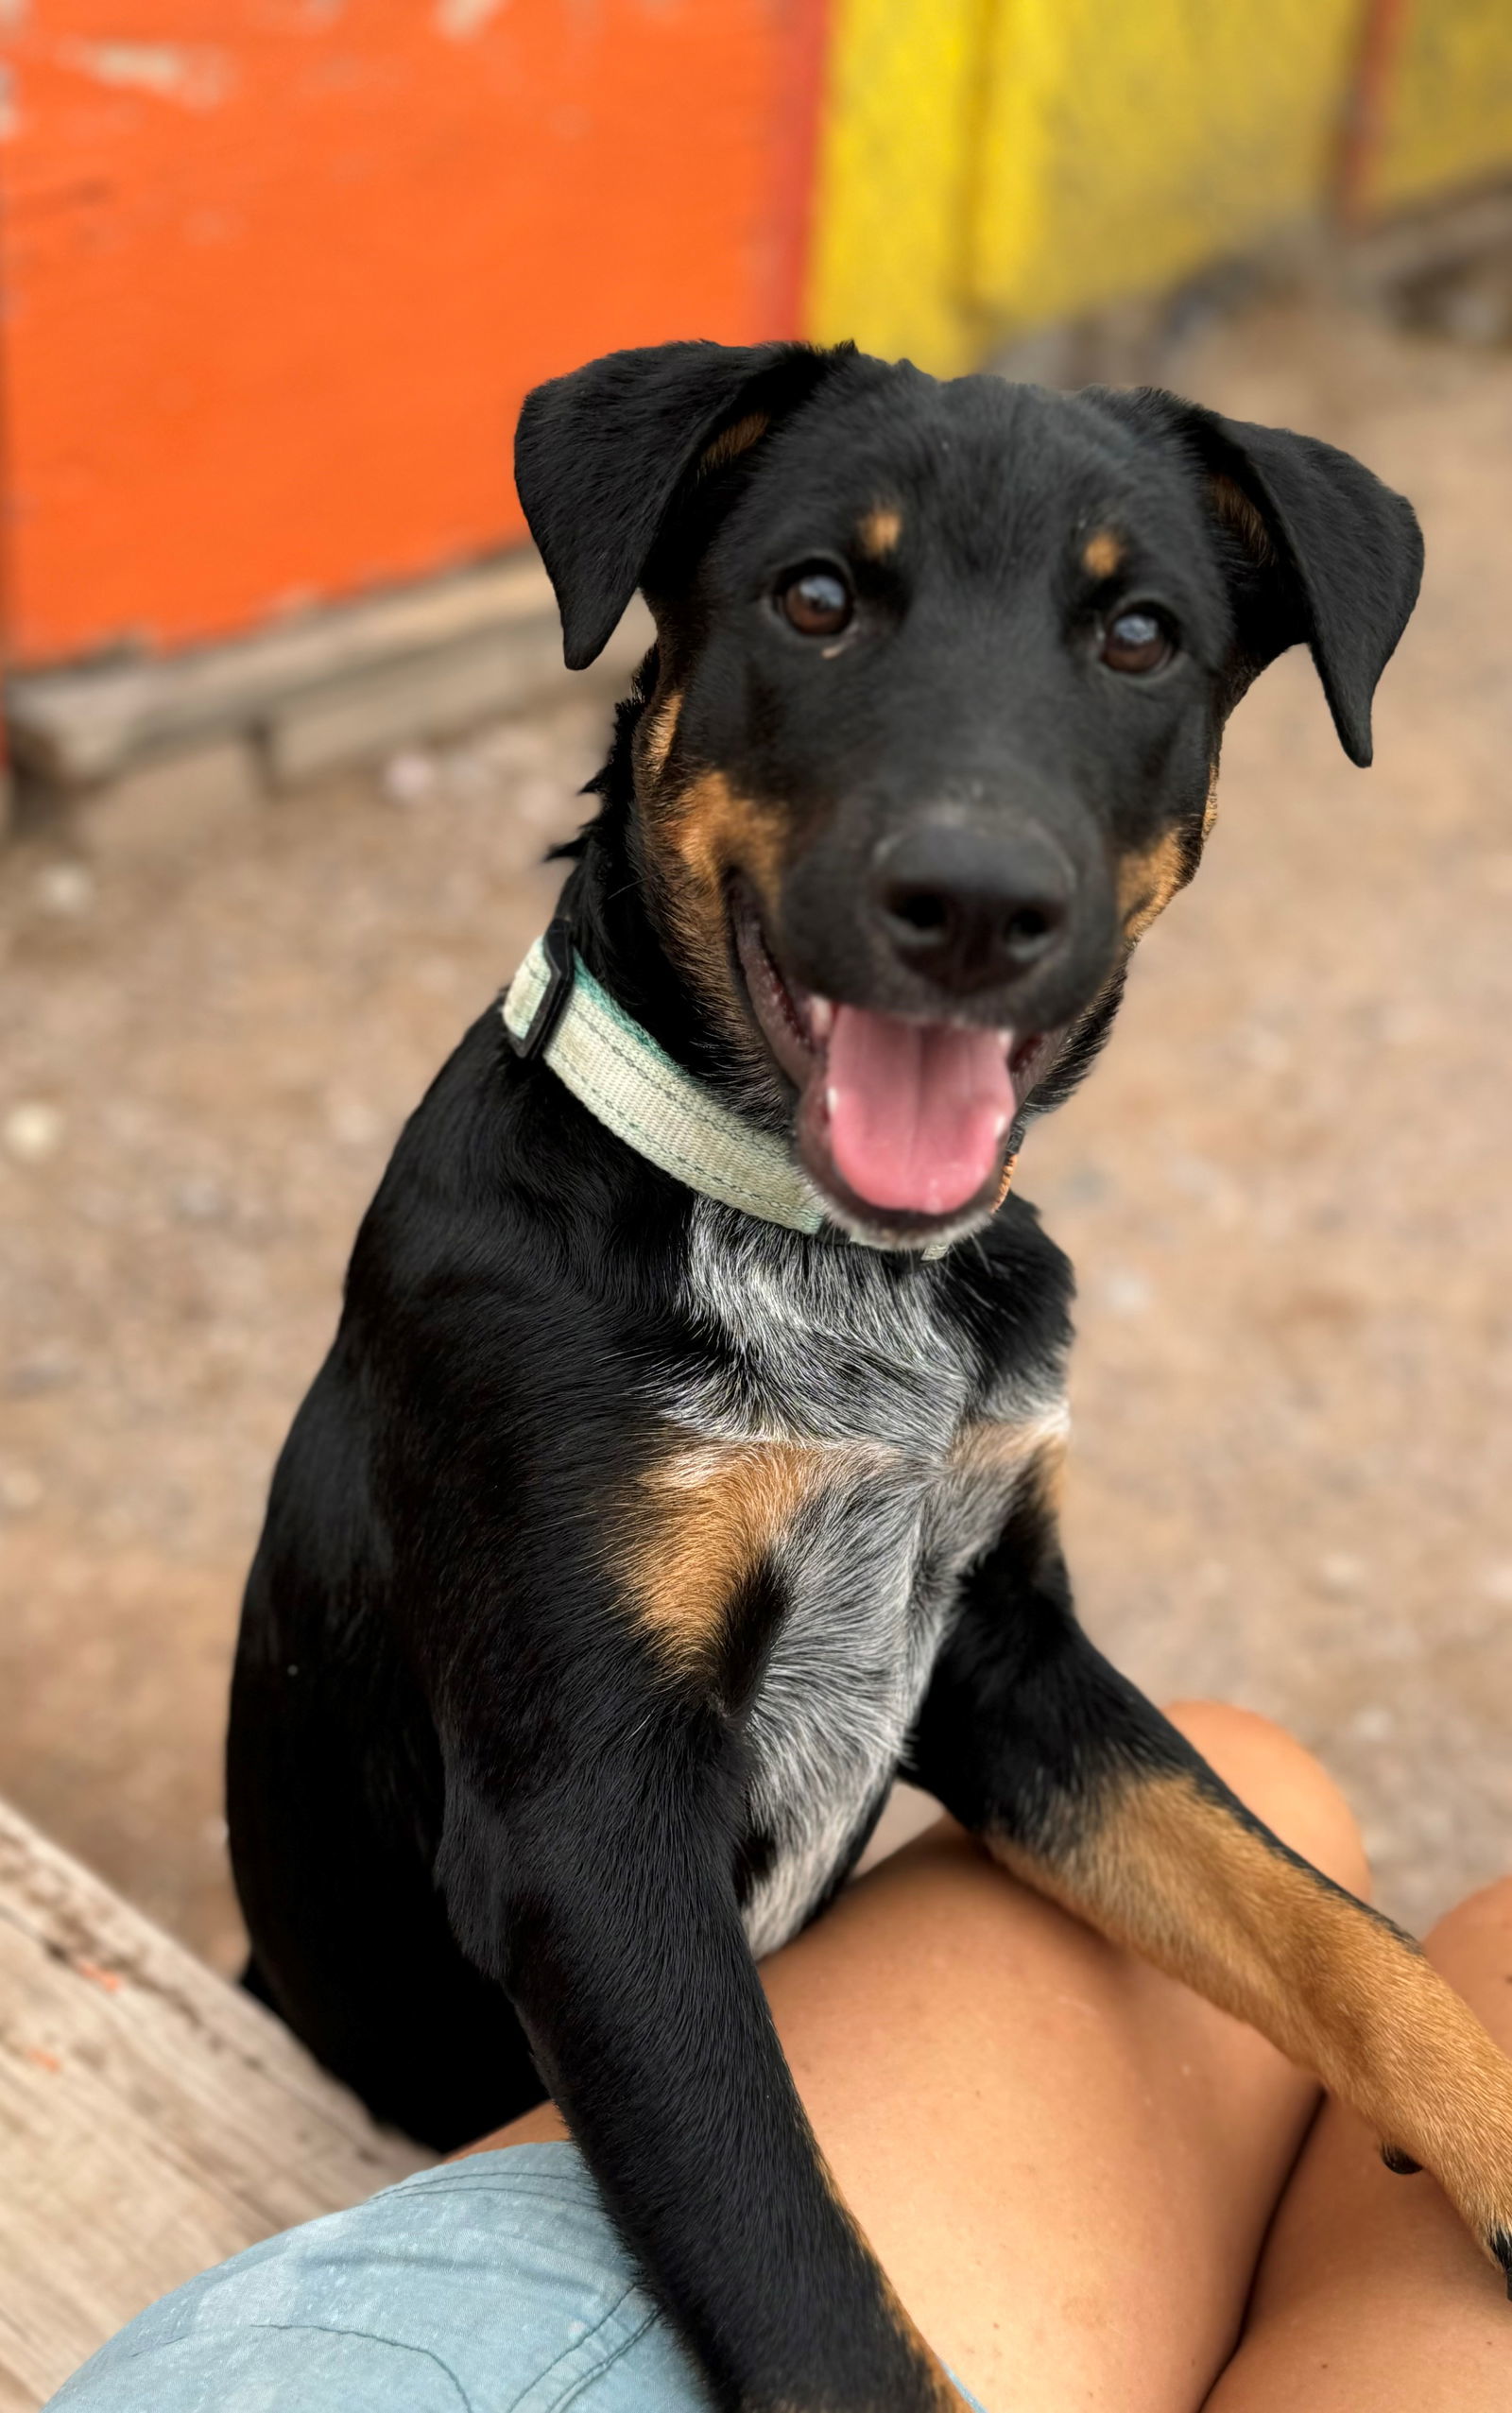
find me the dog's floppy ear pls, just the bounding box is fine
[1089,388,1423,767]
[515,339,849,671]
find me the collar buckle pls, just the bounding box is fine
[507,911,576,1060]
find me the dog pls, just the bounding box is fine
[229,337,1512,2412]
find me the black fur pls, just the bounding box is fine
[230,340,1426,2411]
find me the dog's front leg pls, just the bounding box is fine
[436,1731,959,2413]
[907,1448,1512,2288]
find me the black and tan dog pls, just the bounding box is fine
[229,339,1512,2411]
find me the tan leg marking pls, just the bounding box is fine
[995,1769,1512,2258]
[698,410,770,475]
[1117,827,1191,941]
[1081,527,1124,579]
[857,503,902,559]
[617,1439,857,1669]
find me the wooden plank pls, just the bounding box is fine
[0,1800,429,2412]
[263,619,576,790]
[5,553,558,786]
[7,553,651,794]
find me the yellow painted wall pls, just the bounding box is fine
[1375,0,1512,207]
[808,0,1512,373]
[971,0,1361,338]
[807,0,987,371]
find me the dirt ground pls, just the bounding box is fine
[2,295,1510,1973]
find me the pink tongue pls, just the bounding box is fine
[824,1005,1014,1215]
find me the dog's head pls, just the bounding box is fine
[516,341,1421,1248]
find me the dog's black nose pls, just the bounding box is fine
[874,819,1074,996]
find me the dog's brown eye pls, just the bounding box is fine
[779,568,852,638]
[1101,609,1175,675]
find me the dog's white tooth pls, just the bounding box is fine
[825,1086,839,1118]
[810,997,835,1043]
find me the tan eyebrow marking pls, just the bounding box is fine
[1081,528,1124,579]
[857,504,902,559]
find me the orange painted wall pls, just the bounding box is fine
[0,3,824,664]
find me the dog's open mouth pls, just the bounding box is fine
[732,890,1047,1228]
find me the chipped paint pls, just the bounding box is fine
[0,63,17,142]
[436,0,507,38]
[60,42,233,110]
[0,0,30,32]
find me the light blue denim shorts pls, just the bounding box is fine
[46,2143,988,2411]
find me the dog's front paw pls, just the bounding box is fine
[1363,1957,1512,2297]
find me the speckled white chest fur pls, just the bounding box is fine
[670,1201,1068,1958]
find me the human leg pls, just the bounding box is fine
[1206,1875,1512,2412]
[498,1702,1367,2412]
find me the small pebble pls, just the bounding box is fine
[1101,1269,1153,1318]
[325,1092,382,1147]
[0,1467,43,1513]
[1347,1703,1396,1746]
[5,1349,76,1397]
[381,749,438,807]
[34,861,96,917]
[1317,1551,1367,1595]
[3,1102,64,1163]
[1058,1161,1112,1208]
[172,1178,229,1223]
[1240,1025,1292,1073]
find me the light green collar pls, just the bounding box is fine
[502,928,953,1253]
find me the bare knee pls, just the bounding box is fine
[1423,1874,1512,1997]
[1163,1698,1370,1902]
